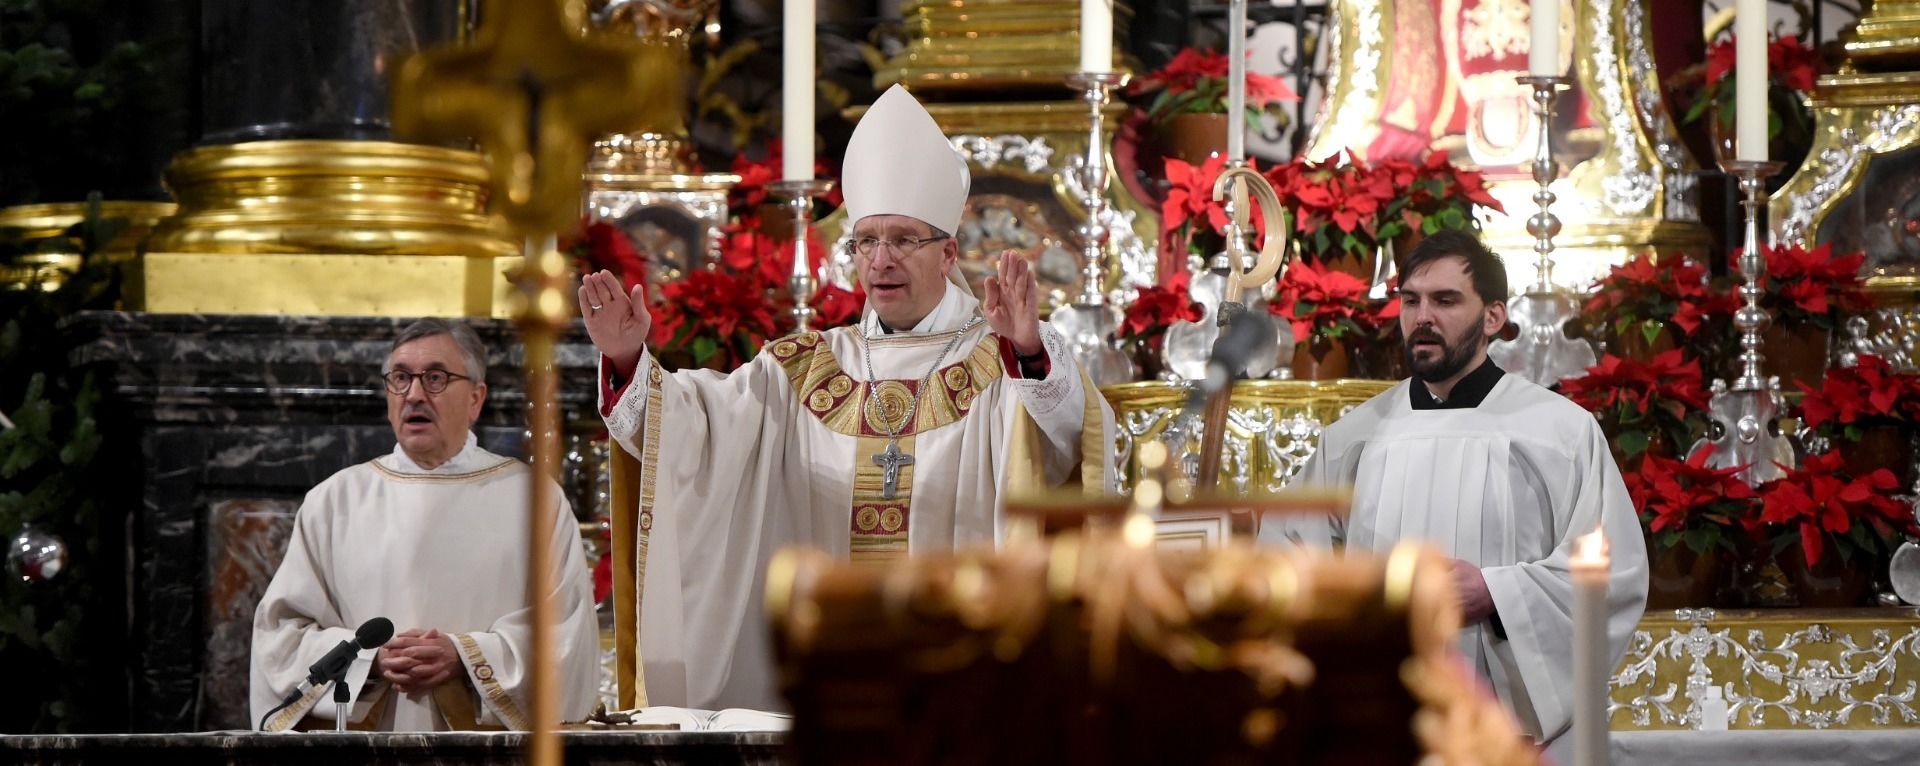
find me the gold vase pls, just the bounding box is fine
[141,140,519,317]
[0,201,177,294]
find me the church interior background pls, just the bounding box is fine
[5,0,1920,758]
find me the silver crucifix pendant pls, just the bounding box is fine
[872,440,914,500]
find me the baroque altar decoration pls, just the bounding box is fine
[1624,447,1754,609]
[1128,48,1299,165]
[1752,452,1920,607]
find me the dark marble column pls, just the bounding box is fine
[63,312,603,731]
[197,0,464,144]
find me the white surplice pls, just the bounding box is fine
[250,433,600,731]
[1258,373,1648,759]
[601,282,1116,711]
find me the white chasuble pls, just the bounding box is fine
[1259,374,1648,757]
[601,283,1117,712]
[250,435,600,731]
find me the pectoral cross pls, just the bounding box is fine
[872,441,914,500]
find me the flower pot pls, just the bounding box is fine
[1389,230,1426,273]
[1776,542,1875,608]
[1131,339,1167,381]
[1159,113,1229,166]
[1756,322,1829,392]
[1291,337,1351,381]
[1358,328,1408,380]
[1316,250,1377,283]
[1645,537,1725,610]
[753,202,795,241]
[1610,321,1677,362]
[1843,423,1916,489]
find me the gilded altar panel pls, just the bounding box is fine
[1100,380,1394,495]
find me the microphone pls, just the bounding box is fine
[1184,309,1278,415]
[305,617,395,687]
[259,617,394,730]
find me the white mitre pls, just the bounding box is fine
[842,85,976,299]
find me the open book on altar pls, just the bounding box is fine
[607,707,793,731]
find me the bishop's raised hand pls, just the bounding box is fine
[981,250,1043,356]
[579,270,651,373]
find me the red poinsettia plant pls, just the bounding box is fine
[1559,350,1711,461]
[1269,258,1381,350]
[727,139,843,214]
[1625,446,1755,555]
[1581,252,1737,350]
[1376,152,1505,242]
[1263,153,1399,263]
[1753,451,1919,567]
[1794,354,1920,442]
[647,268,784,370]
[1129,48,1299,129]
[1120,271,1205,344]
[1159,155,1275,258]
[1749,242,1872,331]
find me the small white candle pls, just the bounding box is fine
[1529,0,1560,76]
[1227,0,1247,162]
[1571,527,1610,766]
[1735,0,1769,162]
[1080,0,1113,73]
[781,0,816,180]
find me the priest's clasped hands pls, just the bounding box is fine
[377,628,460,695]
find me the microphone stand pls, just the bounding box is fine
[334,675,351,732]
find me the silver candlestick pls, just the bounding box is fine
[768,178,835,332]
[1489,74,1595,386]
[1690,160,1795,485]
[1049,71,1136,386]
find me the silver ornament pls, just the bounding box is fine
[7,526,66,583]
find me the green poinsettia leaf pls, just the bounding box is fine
[1617,429,1650,457]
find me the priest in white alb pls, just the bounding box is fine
[250,319,599,731]
[580,85,1116,712]
[1258,231,1648,762]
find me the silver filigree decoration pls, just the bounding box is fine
[1844,309,1920,372]
[1113,402,1323,494]
[1622,0,1699,222]
[1588,0,1656,215]
[1612,609,1920,730]
[950,135,1055,175]
[1777,105,1920,247]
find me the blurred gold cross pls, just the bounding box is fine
[391,0,681,235]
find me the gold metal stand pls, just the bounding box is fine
[0,201,175,294]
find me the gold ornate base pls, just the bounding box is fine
[141,140,518,316]
[0,201,176,294]
[877,0,1133,92]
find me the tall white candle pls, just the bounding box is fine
[1080,0,1113,73]
[1227,0,1247,162]
[1571,528,1611,766]
[782,0,816,181]
[1529,0,1560,76]
[1735,0,1769,161]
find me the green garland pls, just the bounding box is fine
[0,196,126,732]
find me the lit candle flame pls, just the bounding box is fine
[1572,527,1608,565]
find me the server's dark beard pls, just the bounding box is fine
[1404,323,1486,383]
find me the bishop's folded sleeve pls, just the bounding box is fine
[1477,420,1649,742]
[1006,323,1116,488]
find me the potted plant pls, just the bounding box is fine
[1753,452,1917,607]
[1557,350,1710,469]
[1269,258,1378,380]
[1580,252,1734,362]
[1376,152,1505,262]
[1676,32,1819,173]
[563,219,651,291]
[1742,242,1872,389]
[1626,447,1755,608]
[1119,272,1206,379]
[1129,48,1298,165]
[1794,354,1920,490]
[1159,155,1266,262]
